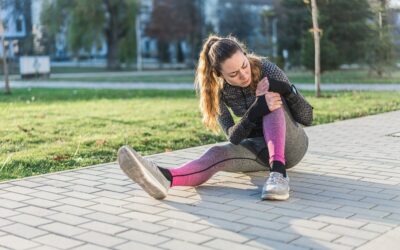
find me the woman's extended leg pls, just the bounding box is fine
[118,139,267,199]
[118,100,308,200]
[169,142,266,187]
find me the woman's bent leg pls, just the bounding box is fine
[262,106,286,165]
[259,99,309,169]
[281,100,309,169]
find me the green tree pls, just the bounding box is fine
[41,0,138,69]
[275,0,309,67]
[218,1,255,42]
[320,0,372,65]
[145,0,202,64]
[277,0,373,71]
[301,33,340,71]
[365,0,395,76]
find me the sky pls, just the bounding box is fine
[391,0,400,8]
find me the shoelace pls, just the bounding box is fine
[268,173,288,185]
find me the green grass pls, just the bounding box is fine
[1,88,400,181]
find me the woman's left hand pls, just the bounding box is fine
[264,92,283,112]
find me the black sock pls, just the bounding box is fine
[157,166,173,182]
[270,161,287,177]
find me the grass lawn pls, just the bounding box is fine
[0,88,400,181]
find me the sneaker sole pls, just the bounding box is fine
[261,193,289,201]
[118,146,167,200]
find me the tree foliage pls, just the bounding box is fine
[41,0,138,69]
[365,0,396,76]
[277,0,373,71]
[145,0,202,63]
[218,0,255,42]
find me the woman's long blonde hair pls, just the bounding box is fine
[195,35,263,132]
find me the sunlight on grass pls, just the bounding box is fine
[0,88,399,181]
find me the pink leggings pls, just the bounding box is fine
[169,107,286,187]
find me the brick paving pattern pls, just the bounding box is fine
[0,110,399,249]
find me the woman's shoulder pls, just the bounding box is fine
[259,58,287,80]
[259,57,277,72]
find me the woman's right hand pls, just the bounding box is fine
[264,92,282,112]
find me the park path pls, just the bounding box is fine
[0,110,400,249]
[8,80,400,91]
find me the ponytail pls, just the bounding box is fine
[195,35,223,132]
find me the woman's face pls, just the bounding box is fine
[219,50,252,88]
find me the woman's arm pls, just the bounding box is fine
[284,85,314,126]
[263,62,314,126]
[217,97,270,145]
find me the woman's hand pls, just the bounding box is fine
[264,92,282,112]
[256,77,282,111]
[256,77,270,96]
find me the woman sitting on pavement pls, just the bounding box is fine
[117,35,313,201]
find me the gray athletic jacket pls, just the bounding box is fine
[217,59,313,145]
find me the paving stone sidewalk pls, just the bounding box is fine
[1,111,400,250]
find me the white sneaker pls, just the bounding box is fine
[118,146,170,199]
[261,172,290,201]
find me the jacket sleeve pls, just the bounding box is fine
[217,97,270,145]
[284,85,314,126]
[264,61,314,126]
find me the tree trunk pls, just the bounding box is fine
[136,13,142,71]
[105,1,120,70]
[0,21,11,94]
[311,0,321,97]
[106,32,119,70]
[176,41,184,63]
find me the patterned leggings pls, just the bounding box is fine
[169,102,308,187]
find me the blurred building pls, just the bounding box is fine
[0,0,274,64]
[0,0,31,58]
[2,0,398,66]
[137,0,275,63]
[0,0,277,65]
